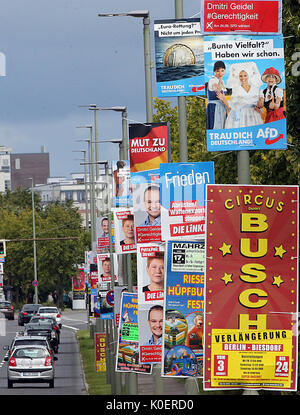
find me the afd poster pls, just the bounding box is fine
[202,0,282,34]
[129,123,170,173]
[112,160,132,207]
[154,18,205,97]
[204,184,299,391]
[204,34,287,151]
[116,292,152,374]
[131,169,161,243]
[160,162,214,241]
[162,241,205,377]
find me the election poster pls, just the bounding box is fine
[116,292,152,374]
[72,268,85,300]
[204,34,286,151]
[131,169,161,243]
[113,208,136,255]
[112,160,132,207]
[96,215,115,253]
[154,18,205,97]
[137,243,164,364]
[162,241,205,377]
[98,290,113,320]
[129,123,170,173]
[160,162,214,241]
[202,0,282,34]
[204,184,299,391]
[97,253,118,290]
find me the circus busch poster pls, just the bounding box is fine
[203,184,298,391]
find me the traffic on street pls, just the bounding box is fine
[0,308,88,395]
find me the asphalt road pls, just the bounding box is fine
[0,308,89,395]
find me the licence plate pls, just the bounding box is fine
[22,372,40,377]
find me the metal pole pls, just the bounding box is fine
[31,179,38,303]
[88,137,96,245]
[83,151,89,232]
[237,151,251,184]
[143,14,153,123]
[175,0,188,162]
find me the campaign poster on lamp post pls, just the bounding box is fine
[160,162,214,241]
[202,0,282,34]
[204,184,298,391]
[113,208,136,255]
[137,243,165,364]
[204,34,286,151]
[162,240,205,377]
[129,123,170,173]
[112,160,132,207]
[116,292,152,374]
[154,18,205,97]
[131,169,161,243]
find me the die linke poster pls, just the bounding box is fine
[202,0,282,34]
[129,123,170,173]
[204,34,286,152]
[160,162,214,241]
[204,184,298,391]
[154,18,205,97]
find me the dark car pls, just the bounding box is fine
[29,316,61,344]
[0,301,14,320]
[24,322,59,353]
[18,304,42,326]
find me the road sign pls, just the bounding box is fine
[106,290,114,306]
[32,280,38,287]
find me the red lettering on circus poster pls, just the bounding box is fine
[204,184,298,391]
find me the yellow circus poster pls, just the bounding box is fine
[204,184,298,391]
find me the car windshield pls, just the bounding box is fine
[13,347,48,359]
[31,317,55,323]
[0,302,10,307]
[23,304,41,312]
[39,308,58,313]
[14,339,47,347]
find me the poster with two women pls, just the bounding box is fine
[204,34,286,151]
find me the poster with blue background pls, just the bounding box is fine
[205,34,286,151]
[162,240,205,377]
[154,18,205,97]
[160,162,214,241]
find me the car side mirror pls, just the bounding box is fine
[53,356,58,361]
[4,356,8,361]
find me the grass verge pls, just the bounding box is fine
[76,329,111,395]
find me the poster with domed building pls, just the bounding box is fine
[154,18,205,97]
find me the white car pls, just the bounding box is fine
[36,306,62,328]
[5,345,57,388]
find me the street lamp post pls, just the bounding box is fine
[72,150,89,232]
[98,12,153,123]
[27,178,38,303]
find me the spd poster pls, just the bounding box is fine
[204,34,286,151]
[202,0,282,34]
[162,240,205,377]
[154,18,205,97]
[204,184,299,391]
[160,162,214,241]
[112,160,132,207]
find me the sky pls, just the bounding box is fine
[0,0,200,178]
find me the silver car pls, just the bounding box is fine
[5,345,57,388]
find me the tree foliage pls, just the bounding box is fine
[0,189,89,307]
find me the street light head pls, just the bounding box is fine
[100,106,127,112]
[98,10,149,18]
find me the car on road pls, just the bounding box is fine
[36,306,62,328]
[29,316,61,344]
[24,322,59,353]
[0,300,14,320]
[18,304,42,326]
[4,335,54,356]
[4,345,57,388]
